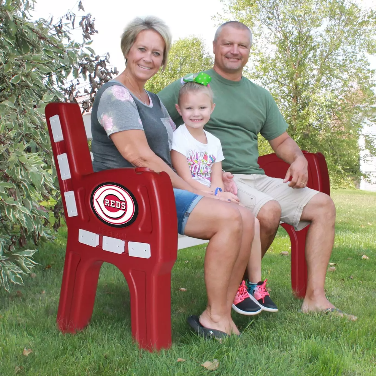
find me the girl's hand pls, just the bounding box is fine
[192,189,214,198]
[217,191,240,204]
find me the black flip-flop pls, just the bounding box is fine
[187,315,229,340]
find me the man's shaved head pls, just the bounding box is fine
[214,21,252,46]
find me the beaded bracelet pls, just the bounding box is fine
[214,187,223,196]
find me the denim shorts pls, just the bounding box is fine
[174,189,204,234]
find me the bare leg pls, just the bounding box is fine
[247,218,262,283]
[223,205,255,333]
[225,205,255,305]
[299,193,338,312]
[184,198,254,335]
[257,200,281,257]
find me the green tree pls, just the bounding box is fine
[146,36,213,93]
[217,0,376,186]
[0,0,114,291]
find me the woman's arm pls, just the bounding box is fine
[211,162,239,203]
[111,129,198,192]
[170,150,213,193]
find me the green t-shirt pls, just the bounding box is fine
[158,68,288,174]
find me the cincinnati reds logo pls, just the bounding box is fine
[90,182,138,227]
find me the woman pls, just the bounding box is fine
[91,16,255,338]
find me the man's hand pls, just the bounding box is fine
[284,155,309,188]
[222,171,238,195]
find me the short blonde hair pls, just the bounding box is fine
[178,82,214,105]
[120,16,171,70]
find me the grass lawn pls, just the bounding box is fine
[0,189,375,375]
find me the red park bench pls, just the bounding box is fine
[45,102,330,351]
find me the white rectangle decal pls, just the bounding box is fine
[78,229,99,247]
[57,153,71,180]
[50,115,64,142]
[128,241,151,259]
[64,191,78,217]
[102,236,125,254]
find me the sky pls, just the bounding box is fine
[32,0,225,72]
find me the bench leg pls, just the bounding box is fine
[127,268,172,351]
[282,224,308,298]
[146,272,172,350]
[127,269,148,348]
[57,245,102,333]
[57,250,81,332]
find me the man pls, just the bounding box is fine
[159,21,356,319]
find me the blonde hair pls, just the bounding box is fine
[178,82,214,105]
[120,16,171,70]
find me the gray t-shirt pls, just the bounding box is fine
[91,80,176,172]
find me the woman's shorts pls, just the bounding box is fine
[174,188,204,235]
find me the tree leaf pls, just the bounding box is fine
[4,61,13,72]
[5,198,17,206]
[86,46,95,55]
[10,74,22,84]
[6,270,23,285]
[0,100,15,108]
[14,249,38,258]
[17,205,31,215]
[0,182,14,189]
[8,20,17,35]
[30,172,42,189]
[1,270,10,292]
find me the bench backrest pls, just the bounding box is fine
[258,151,330,196]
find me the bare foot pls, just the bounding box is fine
[323,308,357,321]
[301,294,335,313]
[199,309,239,336]
[230,319,240,335]
[301,292,357,321]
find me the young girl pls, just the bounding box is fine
[171,74,278,315]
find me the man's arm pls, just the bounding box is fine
[268,132,308,188]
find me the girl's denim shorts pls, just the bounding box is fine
[173,189,203,234]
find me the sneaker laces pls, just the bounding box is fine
[233,281,249,305]
[254,279,270,303]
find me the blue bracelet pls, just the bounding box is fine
[214,187,223,196]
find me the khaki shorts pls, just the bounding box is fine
[233,174,319,231]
